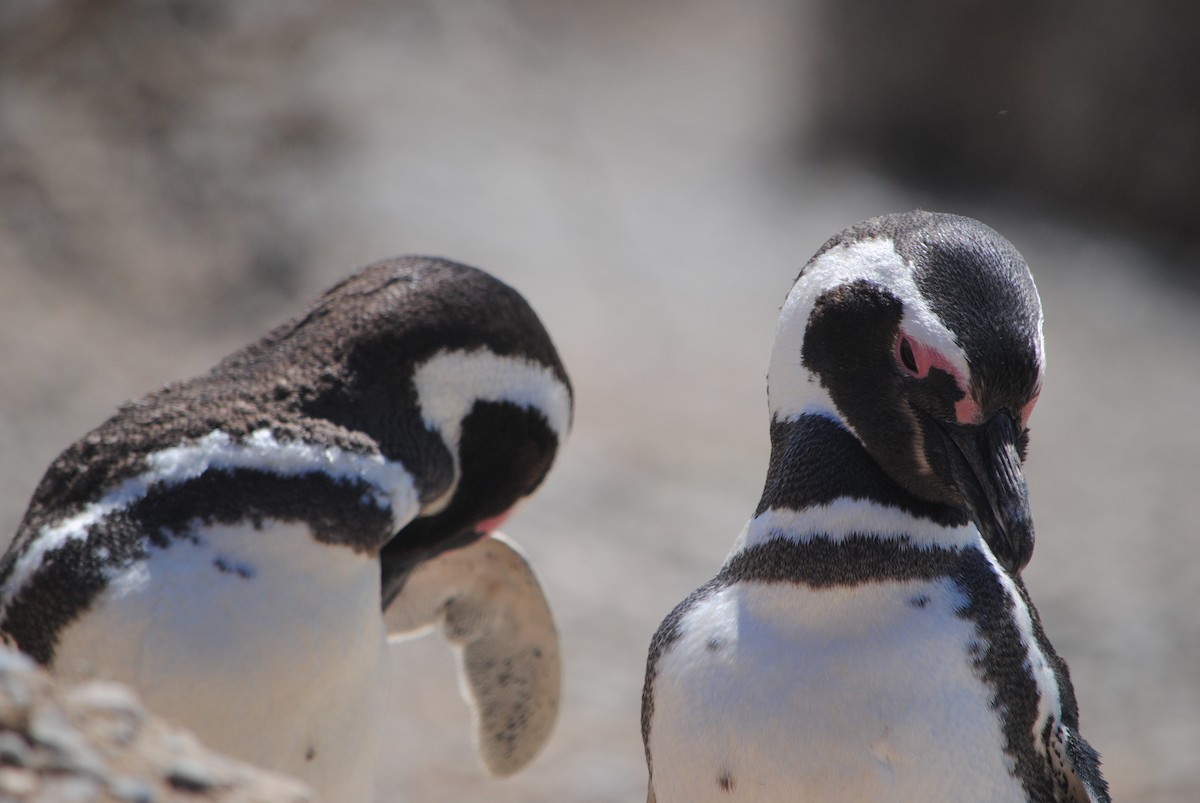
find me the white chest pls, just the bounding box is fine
[53,520,387,803]
[648,579,1027,802]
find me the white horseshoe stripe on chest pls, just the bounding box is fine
[1,428,420,614]
[729,500,979,556]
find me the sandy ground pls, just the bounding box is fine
[2,2,1198,800]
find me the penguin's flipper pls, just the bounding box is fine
[384,532,560,776]
[1048,720,1111,803]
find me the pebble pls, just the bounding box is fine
[0,766,37,795]
[64,682,145,746]
[0,731,29,765]
[165,757,215,793]
[28,706,106,777]
[109,776,157,803]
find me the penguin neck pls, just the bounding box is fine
[736,412,976,556]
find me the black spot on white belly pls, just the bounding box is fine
[0,467,394,666]
[706,636,725,652]
[213,556,256,579]
[908,593,930,609]
[718,769,734,792]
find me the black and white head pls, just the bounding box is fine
[283,258,575,606]
[768,210,1045,572]
[281,258,574,604]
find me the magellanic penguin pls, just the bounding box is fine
[0,257,573,802]
[642,212,1109,803]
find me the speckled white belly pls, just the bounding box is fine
[648,579,1026,802]
[53,519,386,803]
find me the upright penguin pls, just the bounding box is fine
[642,212,1109,802]
[0,257,573,802]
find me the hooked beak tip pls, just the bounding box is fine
[945,412,1035,573]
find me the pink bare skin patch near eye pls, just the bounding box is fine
[896,333,982,424]
[1018,389,1041,428]
[474,509,512,535]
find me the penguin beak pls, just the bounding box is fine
[943,412,1035,573]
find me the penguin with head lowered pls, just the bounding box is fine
[642,211,1109,802]
[0,257,573,802]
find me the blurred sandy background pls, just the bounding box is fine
[1,2,1198,800]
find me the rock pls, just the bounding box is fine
[0,644,317,802]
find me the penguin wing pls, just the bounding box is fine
[1048,720,1111,803]
[383,532,560,776]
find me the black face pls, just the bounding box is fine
[801,275,1041,573]
[802,280,959,503]
[379,400,561,608]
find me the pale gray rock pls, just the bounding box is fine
[0,643,317,803]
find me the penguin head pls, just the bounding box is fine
[220,256,573,604]
[768,211,1044,571]
[379,342,573,605]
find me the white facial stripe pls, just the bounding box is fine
[411,349,570,516]
[766,292,840,423]
[2,429,419,611]
[769,238,971,422]
[412,349,572,454]
[730,500,979,556]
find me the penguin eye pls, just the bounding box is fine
[898,337,919,376]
